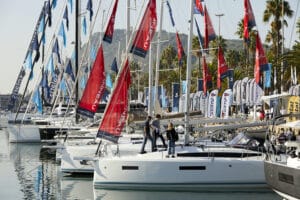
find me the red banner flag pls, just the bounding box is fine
[255,33,268,84]
[176,32,185,65]
[243,0,256,43]
[103,0,119,43]
[77,45,106,118]
[202,56,212,94]
[217,46,229,89]
[195,0,204,15]
[204,6,216,51]
[97,59,131,143]
[130,0,157,58]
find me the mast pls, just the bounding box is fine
[184,0,194,145]
[280,0,284,93]
[126,0,130,46]
[148,44,153,116]
[153,0,164,115]
[127,0,131,117]
[75,0,81,123]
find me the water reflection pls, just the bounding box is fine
[8,142,59,199]
[93,188,281,200]
[4,134,94,200]
[61,176,93,199]
[0,129,282,200]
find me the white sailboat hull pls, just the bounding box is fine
[60,132,146,174]
[8,124,41,143]
[93,146,266,190]
[61,140,154,174]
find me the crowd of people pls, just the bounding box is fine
[277,128,297,144]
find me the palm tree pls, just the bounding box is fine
[296,18,300,39]
[159,45,182,96]
[283,41,300,87]
[263,0,293,91]
[210,36,227,57]
[236,19,258,77]
[263,0,293,53]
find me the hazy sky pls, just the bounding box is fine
[0,0,299,94]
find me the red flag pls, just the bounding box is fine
[243,0,249,43]
[77,45,106,118]
[103,0,119,43]
[130,0,157,58]
[204,6,216,51]
[97,58,131,143]
[195,0,204,15]
[243,0,256,43]
[176,32,185,65]
[255,33,268,84]
[217,46,229,89]
[202,56,212,94]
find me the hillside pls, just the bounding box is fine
[85,29,245,70]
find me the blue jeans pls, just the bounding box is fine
[140,133,154,153]
[168,140,175,155]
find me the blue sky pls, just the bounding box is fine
[0,0,299,94]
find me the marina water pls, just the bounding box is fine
[0,125,282,199]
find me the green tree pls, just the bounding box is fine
[296,18,300,39]
[159,45,183,96]
[235,19,257,78]
[130,60,142,100]
[263,0,293,91]
[283,42,300,87]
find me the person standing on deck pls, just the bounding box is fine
[166,122,177,158]
[151,114,167,150]
[140,116,154,154]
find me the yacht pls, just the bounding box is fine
[264,120,300,200]
[264,141,300,200]
[93,144,266,190]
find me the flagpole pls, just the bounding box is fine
[184,0,194,145]
[154,0,164,115]
[280,0,284,93]
[215,13,224,45]
[126,0,130,46]
[148,44,153,116]
[74,0,81,123]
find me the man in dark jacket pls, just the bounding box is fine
[140,116,154,154]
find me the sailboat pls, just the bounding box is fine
[7,0,84,143]
[59,0,158,174]
[93,0,267,190]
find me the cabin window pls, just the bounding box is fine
[179,166,206,170]
[122,166,138,170]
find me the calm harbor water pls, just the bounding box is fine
[0,125,282,200]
